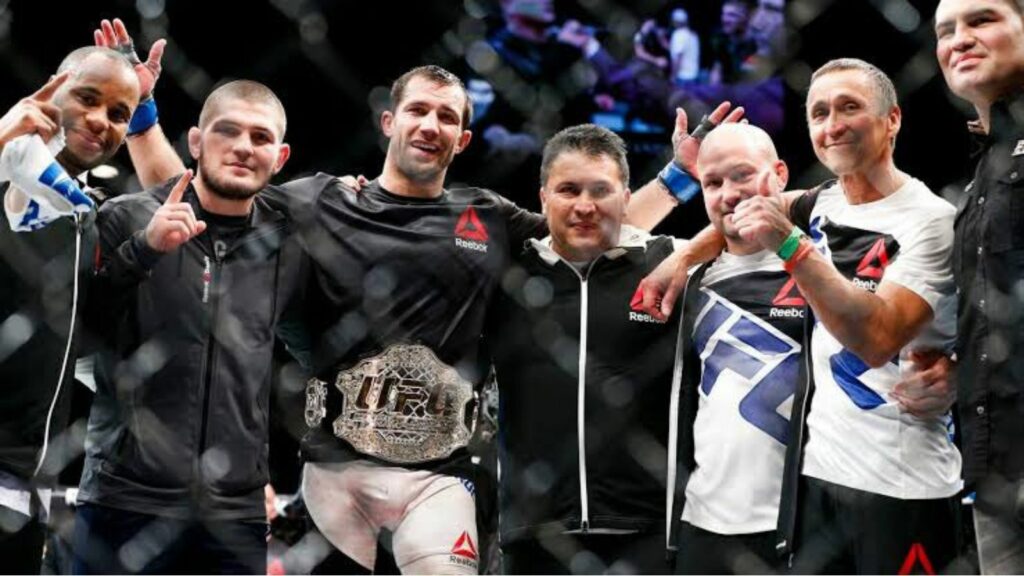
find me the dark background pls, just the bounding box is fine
[0,0,979,494]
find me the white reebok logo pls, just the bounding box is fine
[1013,140,1024,156]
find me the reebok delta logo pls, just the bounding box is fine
[853,238,891,291]
[770,277,805,319]
[449,531,478,568]
[454,207,489,253]
[629,287,665,324]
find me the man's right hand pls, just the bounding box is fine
[145,170,205,252]
[337,174,369,191]
[0,72,68,153]
[635,246,691,322]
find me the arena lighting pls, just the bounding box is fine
[89,164,119,180]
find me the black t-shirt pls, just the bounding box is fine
[197,205,250,261]
[275,174,547,475]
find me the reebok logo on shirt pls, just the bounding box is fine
[628,287,665,324]
[449,531,478,567]
[853,238,891,291]
[454,207,488,252]
[770,277,805,318]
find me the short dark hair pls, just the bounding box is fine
[390,65,473,128]
[540,124,630,188]
[57,46,134,77]
[199,80,288,138]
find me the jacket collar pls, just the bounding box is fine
[528,224,653,266]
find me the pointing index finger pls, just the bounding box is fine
[166,170,193,205]
[31,72,70,102]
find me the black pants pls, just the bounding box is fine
[72,503,267,575]
[0,505,44,575]
[792,476,961,574]
[502,531,670,575]
[674,521,783,574]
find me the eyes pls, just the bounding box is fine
[553,182,616,197]
[212,123,276,145]
[936,10,998,41]
[808,100,863,122]
[405,104,460,126]
[702,167,756,191]
[72,89,131,124]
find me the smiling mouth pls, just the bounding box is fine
[71,129,103,151]
[411,142,441,155]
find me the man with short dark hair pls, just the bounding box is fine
[72,80,299,574]
[490,124,677,574]
[280,64,732,574]
[935,0,1024,571]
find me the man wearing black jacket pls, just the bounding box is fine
[72,80,300,574]
[935,0,1024,572]
[0,45,150,574]
[488,124,679,574]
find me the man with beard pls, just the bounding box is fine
[72,80,300,574]
[280,65,735,575]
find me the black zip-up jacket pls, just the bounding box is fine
[0,183,96,487]
[488,228,679,544]
[77,177,305,521]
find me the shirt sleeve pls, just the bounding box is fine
[881,207,956,313]
[496,192,547,250]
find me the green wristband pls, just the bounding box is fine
[777,226,805,261]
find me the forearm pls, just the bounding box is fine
[790,250,919,367]
[625,179,678,231]
[683,224,726,266]
[126,125,185,188]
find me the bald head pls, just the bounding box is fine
[698,123,779,171]
[697,123,788,252]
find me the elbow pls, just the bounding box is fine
[854,343,902,370]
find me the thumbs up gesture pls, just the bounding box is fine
[145,170,206,252]
[732,168,792,252]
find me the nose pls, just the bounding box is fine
[950,23,976,53]
[573,193,597,217]
[231,133,254,157]
[83,107,108,134]
[824,109,847,139]
[419,111,440,137]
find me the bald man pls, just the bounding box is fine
[666,124,802,574]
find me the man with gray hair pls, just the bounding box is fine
[935,0,1024,572]
[729,57,962,573]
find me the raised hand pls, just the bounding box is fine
[94,18,165,99]
[0,72,69,150]
[145,170,206,252]
[671,102,745,177]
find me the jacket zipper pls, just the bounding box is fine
[563,258,601,532]
[196,252,222,492]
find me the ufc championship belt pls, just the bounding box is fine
[304,344,477,464]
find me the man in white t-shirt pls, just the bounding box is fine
[669,8,700,85]
[731,58,962,573]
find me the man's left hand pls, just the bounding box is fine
[891,349,957,419]
[94,18,166,100]
[671,102,745,177]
